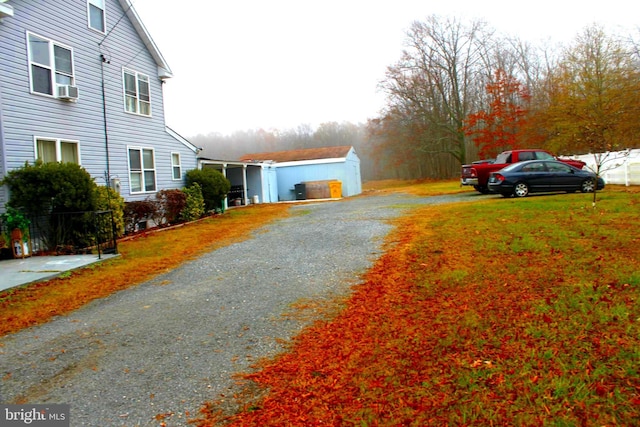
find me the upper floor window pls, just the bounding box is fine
[171,153,181,180]
[88,0,106,33]
[123,69,151,116]
[128,147,156,193]
[27,33,74,96]
[35,137,80,164]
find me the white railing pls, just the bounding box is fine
[569,149,640,186]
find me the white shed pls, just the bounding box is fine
[240,146,362,201]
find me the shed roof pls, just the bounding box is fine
[240,146,352,163]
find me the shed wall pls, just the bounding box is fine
[275,162,350,201]
[274,148,361,201]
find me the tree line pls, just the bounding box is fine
[190,122,380,181]
[191,16,640,181]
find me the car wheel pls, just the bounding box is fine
[581,178,595,193]
[513,182,529,197]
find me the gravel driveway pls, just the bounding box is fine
[0,191,477,426]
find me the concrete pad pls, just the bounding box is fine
[0,254,118,292]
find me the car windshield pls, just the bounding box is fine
[495,152,511,163]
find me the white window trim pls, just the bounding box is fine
[171,152,182,181]
[33,136,81,164]
[26,31,75,98]
[127,146,157,194]
[122,68,152,117]
[87,0,106,34]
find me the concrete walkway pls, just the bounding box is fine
[0,254,119,292]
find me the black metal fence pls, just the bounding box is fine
[1,210,117,258]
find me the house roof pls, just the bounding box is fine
[0,0,14,19]
[166,126,199,153]
[240,146,353,163]
[3,1,170,77]
[117,0,173,79]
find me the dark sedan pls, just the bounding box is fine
[488,160,605,197]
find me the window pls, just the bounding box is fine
[496,152,512,163]
[88,0,106,33]
[547,162,571,173]
[171,153,181,180]
[35,138,80,164]
[535,151,555,160]
[123,69,151,116]
[27,33,74,96]
[521,162,546,173]
[519,152,535,161]
[128,148,156,193]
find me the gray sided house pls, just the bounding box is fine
[239,146,362,202]
[0,0,198,211]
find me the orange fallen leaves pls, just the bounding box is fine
[193,192,640,426]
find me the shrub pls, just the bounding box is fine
[95,185,125,238]
[180,183,205,222]
[156,189,187,225]
[0,206,31,235]
[1,161,98,214]
[185,168,230,212]
[123,200,158,234]
[1,162,100,252]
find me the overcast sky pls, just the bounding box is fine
[130,0,639,137]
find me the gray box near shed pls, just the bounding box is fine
[294,183,306,200]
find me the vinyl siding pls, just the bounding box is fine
[0,84,6,209]
[0,0,197,206]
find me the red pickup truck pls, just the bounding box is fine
[461,149,586,194]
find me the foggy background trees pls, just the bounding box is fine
[188,16,640,182]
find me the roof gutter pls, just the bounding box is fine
[166,126,199,153]
[272,157,348,168]
[0,0,14,20]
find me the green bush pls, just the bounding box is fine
[180,183,205,222]
[0,206,30,235]
[95,185,125,237]
[1,162,101,252]
[185,168,230,212]
[1,161,98,214]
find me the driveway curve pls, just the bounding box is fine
[0,192,478,426]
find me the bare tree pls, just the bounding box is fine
[377,16,497,177]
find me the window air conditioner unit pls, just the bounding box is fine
[57,85,79,101]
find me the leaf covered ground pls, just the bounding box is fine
[195,187,640,426]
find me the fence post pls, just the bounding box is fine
[625,159,630,187]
